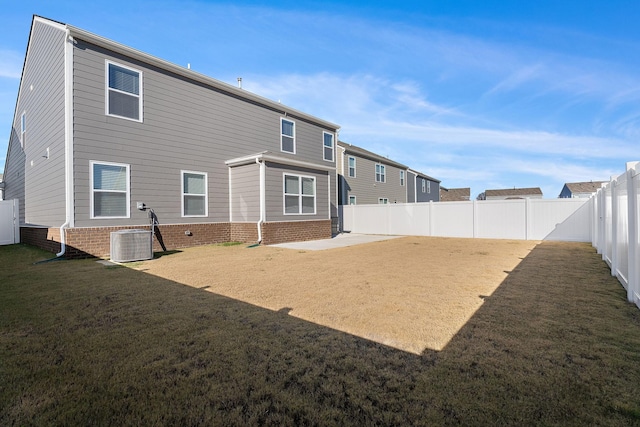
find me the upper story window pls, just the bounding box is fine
[348,156,356,178]
[375,164,386,183]
[106,61,142,122]
[349,195,356,205]
[284,173,315,215]
[20,112,26,149]
[91,161,130,218]
[422,178,426,193]
[378,198,389,204]
[182,171,208,217]
[427,180,431,194]
[281,118,295,153]
[323,131,334,162]
[400,170,405,186]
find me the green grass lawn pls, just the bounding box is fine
[1,242,640,426]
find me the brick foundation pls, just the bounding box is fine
[261,220,332,245]
[230,222,259,243]
[20,219,331,259]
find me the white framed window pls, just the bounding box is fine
[284,173,316,215]
[106,60,142,122]
[182,171,208,217]
[375,164,386,183]
[348,156,356,178]
[422,178,426,193]
[400,170,405,186]
[20,112,26,149]
[281,118,295,153]
[378,198,389,204]
[323,131,334,162]
[427,180,431,194]
[349,195,356,205]
[90,161,130,218]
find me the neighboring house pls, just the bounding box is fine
[408,169,440,203]
[336,141,410,205]
[558,181,606,198]
[440,187,470,202]
[484,187,543,200]
[336,141,440,205]
[2,16,340,258]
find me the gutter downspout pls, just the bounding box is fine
[57,28,75,257]
[256,157,266,244]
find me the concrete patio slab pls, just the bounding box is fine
[269,233,402,250]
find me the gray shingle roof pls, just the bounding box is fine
[440,187,470,201]
[565,181,606,194]
[338,141,408,170]
[485,187,543,197]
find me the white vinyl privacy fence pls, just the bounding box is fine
[341,197,592,242]
[0,199,20,245]
[592,162,640,309]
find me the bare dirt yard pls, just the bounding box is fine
[135,237,544,353]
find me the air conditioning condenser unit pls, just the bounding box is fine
[110,229,153,262]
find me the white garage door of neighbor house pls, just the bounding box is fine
[0,199,19,245]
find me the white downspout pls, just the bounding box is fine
[256,157,266,244]
[57,29,75,257]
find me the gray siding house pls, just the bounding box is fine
[336,141,440,205]
[409,169,440,203]
[3,16,339,257]
[336,141,409,205]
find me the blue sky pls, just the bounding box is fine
[1,0,639,198]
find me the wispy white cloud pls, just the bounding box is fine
[0,50,22,79]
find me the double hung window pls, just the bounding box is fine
[106,61,142,121]
[422,179,426,193]
[91,161,130,218]
[281,118,295,153]
[284,174,316,215]
[182,171,208,217]
[349,195,356,205]
[400,170,405,186]
[323,131,334,161]
[348,156,356,177]
[375,164,386,183]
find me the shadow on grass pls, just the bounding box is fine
[1,242,639,425]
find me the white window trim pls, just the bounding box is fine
[283,173,316,215]
[400,170,405,186]
[181,170,209,217]
[349,195,356,205]
[90,160,130,219]
[20,111,26,149]
[105,60,143,123]
[422,178,426,193]
[280,117,296,154]
[375,164,386,183]
[323,131,334,162]
[348,156,356,178]
[378,198,389,204]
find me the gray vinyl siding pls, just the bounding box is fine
[3,130,26,223]
[72,39,337,227]
[416,177,440,202]
[407,171,416,203]
[342,155,407,204]
[4,19,67,226]
[230,163,260,222]
[264,162,330,222]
